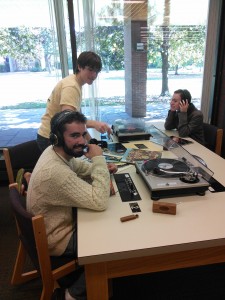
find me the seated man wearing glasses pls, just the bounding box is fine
[37,51,112,152]
[164,89,205,145]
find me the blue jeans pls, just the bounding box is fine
[36,133,50,153]
[63,231,87,300]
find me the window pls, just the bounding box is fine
[0,0,63,109]
[0,0,69,146]
[0,0,217,147]
[72,0,209,126]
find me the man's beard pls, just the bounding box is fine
[63,143,86,158]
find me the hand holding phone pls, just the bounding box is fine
[180,99,187,105]
[83,143,103,159]
[83,145,89,153]
[179,99,189,112]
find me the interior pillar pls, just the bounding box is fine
[124,3,147,118]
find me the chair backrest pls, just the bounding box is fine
[9,185,77,299]
[203,123,223,156]
[9,185,41,271]
[3,140,41,184]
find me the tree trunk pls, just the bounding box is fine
[44,54,51,74]
[161,0,171,96]
[161,25,169,96]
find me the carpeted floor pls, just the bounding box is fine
[1,182,225,300]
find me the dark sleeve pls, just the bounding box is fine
[177,111,203,137]
[164,110,177,130]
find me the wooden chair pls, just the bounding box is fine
[203,123,223,156]
[14,168,32,195]
[9,184,77,300]
[3,140,42,184]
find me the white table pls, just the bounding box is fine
[81,126,225,299]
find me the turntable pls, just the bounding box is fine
[135,129,214,200]
[112,119,151,142]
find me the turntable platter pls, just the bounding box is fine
[141,158,190,177]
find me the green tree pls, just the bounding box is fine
[4,27,39,69]
[36,27,55,73]
[95,26,124,70]
[148,24,206,95]
[0,28,11,57]
[76,25,124,71]
[168,25,206,74]
[0,26,54,72]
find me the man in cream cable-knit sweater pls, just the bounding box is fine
[27,110,117,300]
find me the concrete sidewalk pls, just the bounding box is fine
[0,108,45,147]
[0,102,170,147]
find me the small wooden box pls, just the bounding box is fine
[152,201,177,215]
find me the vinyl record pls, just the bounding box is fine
[141,158,190,177]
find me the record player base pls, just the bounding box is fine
[135,160,209,201]
[151,186,207,201]
[116,133,151,142]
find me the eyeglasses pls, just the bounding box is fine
[84,66,100,74]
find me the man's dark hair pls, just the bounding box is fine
[75,51,102,74]
[174,89,192,104]
[50,110,87,146]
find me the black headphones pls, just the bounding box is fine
[49,110,75,146]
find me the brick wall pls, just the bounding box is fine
[125,20,147,117]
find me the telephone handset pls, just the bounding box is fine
[83,145,89,153]
[83,138,108,154]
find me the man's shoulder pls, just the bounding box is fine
[193,108,203,117]
[61,74,78,88]
[32,147,74,184]
[189,104,203,115]
[36,146,60,168]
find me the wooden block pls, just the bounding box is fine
[120,214,139,222]
[152,201,177,215]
